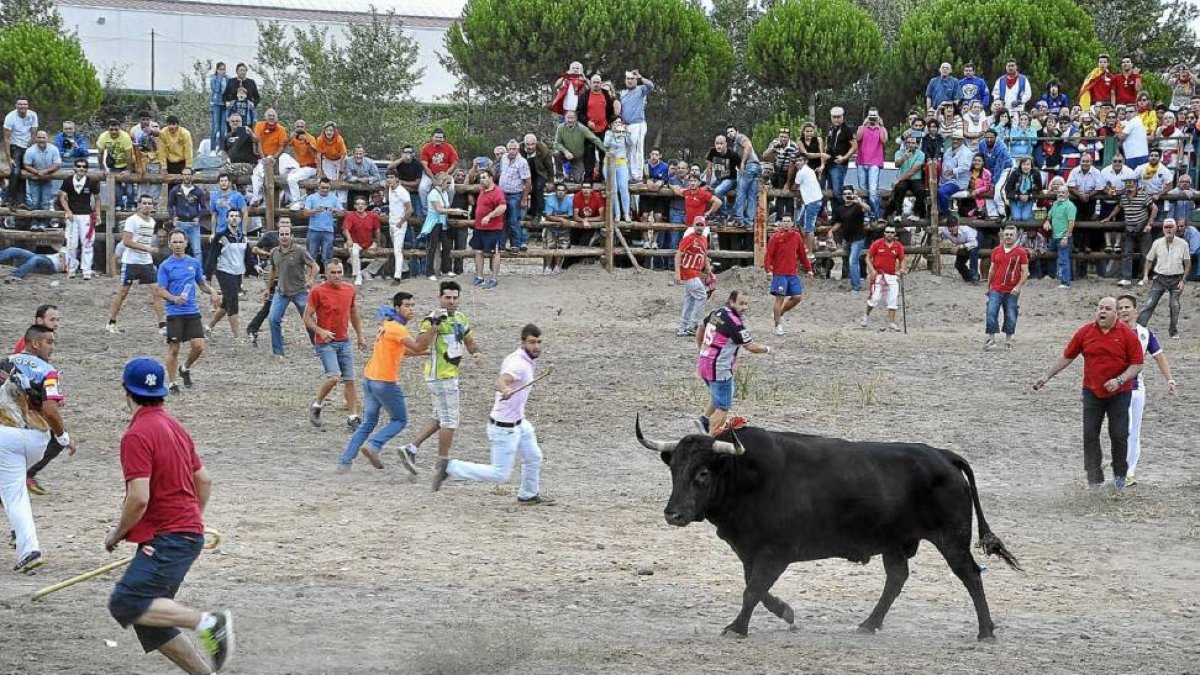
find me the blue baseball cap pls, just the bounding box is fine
[123,357,168,397]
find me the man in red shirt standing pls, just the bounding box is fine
[670,173,722,236]
[470,171,507,290]
[861,225,907,332]
[419,128,459,214]
[1033,297,1145,489]
[105,357,233,674]
[675,216,711,337]
[342,196,381,286]
[1114,57,1143,106]
[763,219,813,335]
[302,259,367,432]
[984,225,1029,350]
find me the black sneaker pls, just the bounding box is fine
[431,457,449,491]
[179,367,193,388]
[14,550,43,573]
[346,415,361,431]
[197,611,235,672]
[518,494,556,506]
[309,403,323,427]
[169,383,182,396]
[248,331,259,348]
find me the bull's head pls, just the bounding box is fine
[635,414,745,527]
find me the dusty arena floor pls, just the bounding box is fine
[1,260,1197,674]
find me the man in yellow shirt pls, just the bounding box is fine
[337,292,439,472]
[97,119,137,209]
[158,115,194,175]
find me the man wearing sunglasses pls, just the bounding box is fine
[57,159,101,279]
[861,226,907,332]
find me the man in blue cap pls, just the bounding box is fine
[105,357,235,673]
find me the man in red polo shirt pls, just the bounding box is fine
[670,173,722,234]
[471,171,507,290]
[862,225,906,332]
[341,196,381,286]
[984,225,1029,350]
[1033,296,1144,489]
[674,216,711,337]
[419,128,460,213]
[302,259,366,432]
[105,357,233,674]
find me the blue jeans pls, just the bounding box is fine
[209,104,227,149]
[1050,234,1072,286]
[268,290,308,356]
[407,188,425,221]
[612,161,632,221]
[797,201,822,232]
[0,248,54,278]
[936,182,962,213]
[1010,199,1034,221]
[25,180,54,228]
[307,229,334,267]
[733,161,761,224]
[108,532,204,653]
[504,192,527,248]
[340,378,408,465]
[857,165,882,220]
[712,178,736,219]
[985,290,1020,336]
[176,221,201,258]
[848,239,865,291]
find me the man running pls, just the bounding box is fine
[763,219,813,335]
[302,259,365,430]
[105,357,234,674]
[432,324,552,505]
[266,221,319,358]
[156,230,221,395]
[1,325,72,573]
[12,305,61,496]
[695,291,772,435]
[861,225,907,332]
[108,194,167,335]
[1117,294,1177,485]
[675,216,711,337]
[400,281,484,470]
[338,292,439,472]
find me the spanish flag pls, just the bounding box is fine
[1079,67,1104,108]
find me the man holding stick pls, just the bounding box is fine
[105,357,234,673]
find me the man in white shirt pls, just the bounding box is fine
[107,194,167,335]
[939,218,980,284]
[1137,148,1173,199]
[3,96,38,209]
[792,159,823,257]
[385,170,413,284]
[1137,218,1190,337]
[1118,108,1149,169]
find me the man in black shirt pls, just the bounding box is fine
[389,146,425,219]
[827,185,870,292]
[705,135,739,223]
[824,106,858,208]
[57,158,101,279]
[223,113,258,169]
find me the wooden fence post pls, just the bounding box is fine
[926,162,941,275]
[754,168,768,268]
[105,175,117,276]
[264,160,276,231]
[604,160,615,271]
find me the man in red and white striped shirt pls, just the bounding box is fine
[985,225,1029,350]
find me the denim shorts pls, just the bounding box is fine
[108,532,204,653]
[315,339,356,381]
[707,377,733,411]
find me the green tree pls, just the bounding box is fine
[746,0,883,120]
[710,0,780,133]
[0,24,102,124]
[1090,0,1198,72]
[0,0,64,33]
[885,0,1102,113]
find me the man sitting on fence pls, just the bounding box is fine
[542,182,574,274]
[939,217,981,284]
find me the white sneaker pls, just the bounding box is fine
[983,337,996,351]
[772,324,784,336]
[1117,279,1132,287]
[1057,284,1069,289]
[82,272,93,280]
[446,271,457,277]
[427,275,438,281]
[887,323,901,332]
[860,315,869,328]
[354,274,363,286]
[1136,279,1145,286]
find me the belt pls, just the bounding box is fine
[612,158,629,165]
[490,417,521,428]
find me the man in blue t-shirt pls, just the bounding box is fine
[207,173,247,237]
[155,230,221,395]
[303,178,344,270]
[541,182,575,274]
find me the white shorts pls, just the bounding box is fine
[867,274,900,310]
[426,378,460,429]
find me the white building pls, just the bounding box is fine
[58,0,466,102]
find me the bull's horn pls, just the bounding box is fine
[635,413,676,452]
[712,439,745,456]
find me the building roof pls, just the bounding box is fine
[60,0,464,26]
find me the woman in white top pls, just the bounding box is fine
[1116,294,1177,485]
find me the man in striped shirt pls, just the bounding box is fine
[984,225,1029,350]
[1105,178,1158,285]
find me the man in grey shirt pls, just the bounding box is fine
[266,220,319,357]
[620,70,655,181]
[726,125,761,227]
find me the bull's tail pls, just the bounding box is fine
[950,454,1023,571]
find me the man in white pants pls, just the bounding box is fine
[1,325,73,573]
[620,70,655,181]
[431,324,552,505]
[57,157,101,279]
[1116,294,1177,485]
[285,119,320,208]
[862,225,907,332]
[386,171,413,283]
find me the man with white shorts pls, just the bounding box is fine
[1117,294,1177,485]
[57,157,101,279]
[402,281,484,473]
[862,225,907,332]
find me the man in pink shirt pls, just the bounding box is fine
[431,324,552,505]
[854,108,888,222]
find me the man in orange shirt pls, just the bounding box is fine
[763,220,813,335]
[249,108,289,207]
[285,119,319,208]
[675,216,711,337]
[338,291,439,472]
[301,259,366,432]
[314,122,348,194]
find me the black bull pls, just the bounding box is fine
[636,416,1021,640]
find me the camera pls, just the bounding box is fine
[428,308,449,324]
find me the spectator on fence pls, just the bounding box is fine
[521,133,554,226]
[3,96,38,210]
[797,122,826,177]
[497,139,532,252]
[937,131,974,215]
[984,224,1029,350]
[992,59,1032,112]
[166,167,209,259]
[491,145,505,175]
[1181,217,1200,281]
[20,131,61,232]
[420,172,468,280]
[130,112,164,205]
[250,109,289,205]
[388,145,425,219]
[553,110,605,183]
[208,173,247,240]
[977,129,1010,218]
[1138,149,1173,205]
[1067,152,1107,225]
[658,161,689,261]
[343,144,380,208]
[158,116,193,178]
[620,70,654,182]
[342,196,381,286]
[1005,156,1043,221]
[1167,65,1196,112]
[764,127,799,222]
[1119,106,1150,169]
[227,86,256,128]
[1105,177,1158,285]
[954,62,989,111]
[704,134,739,222]
[58,158,101,279]
[53,121,88,162]
[675,216,711,337]
[884,135,927,225]
[1155,112,1186,169]
[1039,80,1070,115]
[727,124,761,228]
[550,61,586,117]
[470,170,506,290]
[572,180,607,248]
[1034,117,1065,176]
[1164,173,1195,225]
[603,120,634,223]
[1080,54,1115,108]
[962,100,988,151]
[223,63,260,115]
[990,109,1013,143]
[304,178,343,272]
[98,118,136,210]
[921,119,944,163]
[825,107,857,208]
[669,173,720,241]
[208,62,228,151]
[940,216,981,284]
[284,119,320,209]
[1137,218,1189,337]
[959,153,992,219]
[829,185,870,293]
[314,121,348,196]
[792,154,824,255]
[642,147,671,223]
[223,113,258,172]
[1017,223,1050,280]
[542,181,574,274]
[925,62,958,112]
[1008,112,1037,161]
[0,246,67,279]
[418,128,459,214]
[578,74,620,182]
[384,170,413,284]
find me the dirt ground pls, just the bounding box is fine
[0,257,1197,675]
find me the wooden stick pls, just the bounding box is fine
[501,365,555,400]
[612,226,643,272]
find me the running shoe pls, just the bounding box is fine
[196,611,235,672]
[14,550,43,573]
[308,403,323,427]
[472,276,484,287]
[105,321,123,334]
[431,457,449,491]
[169,383,182,396]
[26,477,46,496]
[860,315,869,328]
[346,415,361,431]
[360,445,384,469]
[772,324,784,336]
[983,337,996,351]
[483,279,498,290]
[398,444,418,475]
[518,494,556,506]
[179,366,193,388]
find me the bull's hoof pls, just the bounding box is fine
[856,622,879,635]
[978,634,997,643]
[721,625,748,639]
[782,606,795,626]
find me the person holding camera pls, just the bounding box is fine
[337,291,440,473]
[53,121,89,162]
[855,108,888,223]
